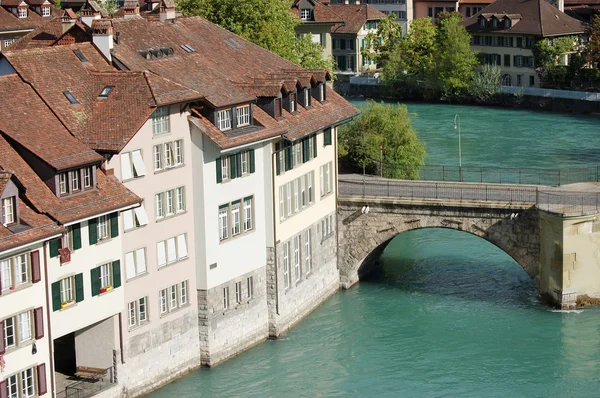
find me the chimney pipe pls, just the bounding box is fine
[92,20,114,63]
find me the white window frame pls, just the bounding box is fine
[247,276,254,298]
[125,248,147,280]
[174,140,183,166]
[305,229,311,273]
[243,197,253,231]
[301,176,306,208]
[71,170,80,191]
[235,281,242,304]
[159,281,187,316]
[231,202,241,236]
[100,263,112,289]
[42,6,50,16]
[153,145,162,171]
[286,182,292,217]
[290,93,297,112]
[159,288,168,314]
[22,367,34,398]
[300,8,311,20]
[283,242,290,289]
[60,276,75,305]
[180,281,188,306]
[176,187,185,213]
[236,105,251,127]
[293,179,299,213]
[17,7,27,18]
[294,142,302,165]
[152,106,169,135]
[97,215,110,240]
[221,156,230,181]
[217,109,232,131]
[223,287,229,310]
[294,235,301,282]
[2,196,15,225]
[83,167,92,188]
[4,316,15,348]
[164,142,174,168]
[308,172,313,203]
[166,190,174,216]
[219,207,228,240]
[155,193,164,219]
[241,151,249,175]
[0,258,13,292]
[59,173,68,195]
[279,186,285,220]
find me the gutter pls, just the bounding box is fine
[271,149,280,317]
[43,243,57,398]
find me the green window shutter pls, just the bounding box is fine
[324,128,332,146]
[91,267,101,297]
[276,152,281,175]
[112,260,121,289]
[303,138,309,163]
[75,273,84,303]
[312,135,317,158]
[216,157,222,183]
[88,218,98,245]
[361,38,365,49]
[110,212,119,238]
[236,153,242,177]
[285,146,293,171]
[49,238,60,258]
[72,223,81,250]
[230,155,237,179]
[51,281,61,311]
[249,149,255,173]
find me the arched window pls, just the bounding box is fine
[502,74,512,87]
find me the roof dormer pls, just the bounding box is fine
[55,165,97,198]
[214,103,254,131]
[0,173,19,227]
[297,0,314,21]
[14,2,29,19]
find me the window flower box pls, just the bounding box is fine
[100,286,113,294]
[61,301,74,309]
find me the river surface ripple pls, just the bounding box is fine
[148,102,600,398]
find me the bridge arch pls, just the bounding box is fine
[337,197,540,290]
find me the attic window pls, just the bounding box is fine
[300,9,312,21]
[73,49,88,63]
[479,17,486,28]
[504,18,511,28]
[160,47,174,57]
[17,7,27,18]
[180,44,195,53]
[149,48,164,59]
[492,18,498,27]
[64,90,79,105]
[42,6,50,16]
[98,86,113,99]
[138,50,152,60]
[2,196,15,226]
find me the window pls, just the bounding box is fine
[3,366,45,398]
[286,182,292,217]
[83,167,93,188]
[530,75,535,87]
[42,6,50,16]
[157,233,188,268]
[121,150,146,180]
[504,54,510,67]
[300,8,311,20]
[293,179,299,213]
[176,187,185,212]
[153,140,183,172]
[155,194,164,219]
[166,190,174,216]
[2,197,15,225]
[4,317,15,348]
[159,281,188,315]
[274,98,282,118]
[241,151,249,175]
[322,214,334,240]
[479,17,486,28]
[303,88,311,108]
[294,143,302,166]
[125,248,147,280]
[305,229,311,273]
[18,312,31,343]
[279,186,284,220]
[243,196,253,231]
[221,156,230,181]
[59,173,68,195]
[71,171,80,191]
[231,202,241,236]
[22,367,34,397]
[97,215,110,240]
[283,242,290,289]
[60,276,75,305]
[294,235,301,282]
[308,172,313,203]
[17,7,27,18]
[217,109,232,131]
[236,105,251,127]
[219,207,228,240]
[100,263,112,289]
[235,281,242,304]
[247,276,254,299]
[301,177,306,208]
[152,106,169,135]
[289,93,297,113]
[223,287,229,310]
[517,74,522,86]
[428,7,433,17]
[320,162,332,196]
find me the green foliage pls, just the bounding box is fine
[176,0,332,70]
[532,36,575,69]
[53,0,61,9]
[338,101,425,179]
[585,15,600,66]
[382,14,477,101]
[469,64,501,103]
[361,14,402,66]
[103,0,118,17]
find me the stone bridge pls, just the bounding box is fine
[337,176,600,308]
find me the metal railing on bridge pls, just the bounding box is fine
[339,177,600,217]
[368,163,600,187]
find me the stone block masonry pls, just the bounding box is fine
[198,266,269,367]
[117,307,201,397]
[268,212,340,337]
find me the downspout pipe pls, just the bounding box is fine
[42,243,56,398]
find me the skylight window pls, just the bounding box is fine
[180,44,195,53]
[98,86,113,99]
[63,90,79,105]
[73,49,88,63]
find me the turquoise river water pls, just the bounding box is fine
[149,102,600,397]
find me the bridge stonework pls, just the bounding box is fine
[337,196,541,289]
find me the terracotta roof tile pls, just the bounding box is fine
[320,4,386,34]
[0,5,61,34]
[462,0,584,36]
[8,17,90,50]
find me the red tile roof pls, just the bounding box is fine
[463,0,584,36]
[0,5,61,34]
[8,17,91,50]
[0,73,103,170]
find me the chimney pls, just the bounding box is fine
[80,5,101,28]
[159,0,176,21]
[556,0,564,12]
[61,12,76,34]
[123,0,140,18]
[92,19,113,63]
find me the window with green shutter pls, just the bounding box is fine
[312,134,317,158]
[71,223,82,250]
[302,138,309,163]
[50,238,60,258]
[249,149,255,173]
[236,153,242,178]
[110,212,118,238]
[216,157,222,183]
[324,128,332,146]
[88,218,98,245]
[112,260,121,289]
[75,273,84,302]
[230,154,237,179]
[91,266,101,297]
[51,281,61,311]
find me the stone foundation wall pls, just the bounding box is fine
[198,266,269,367]
[117,307,201,397]
[269,212,340,337]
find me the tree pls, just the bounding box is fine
[586,15,600,67]
[361,14,403,66]
[338,101,425,179]
[533,36,577,88]
[177,0,333,70]
[469,64,501,103]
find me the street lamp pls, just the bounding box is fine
[453,114,462,182]
[379,145,386,177]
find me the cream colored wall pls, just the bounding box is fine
[296,24,333,60]
[562,215,600,298]
[106,105,197,340]
[47,219,124,339]
[274,128,337,242]
[472,38,538,87]
[0,241,52,386]
[414,1,457,19]
[539,212,563,298]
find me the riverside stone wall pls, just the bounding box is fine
[197,266,269,367]
[268,212,340,337]
[337,197,540,288]
[117,307,201,397]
